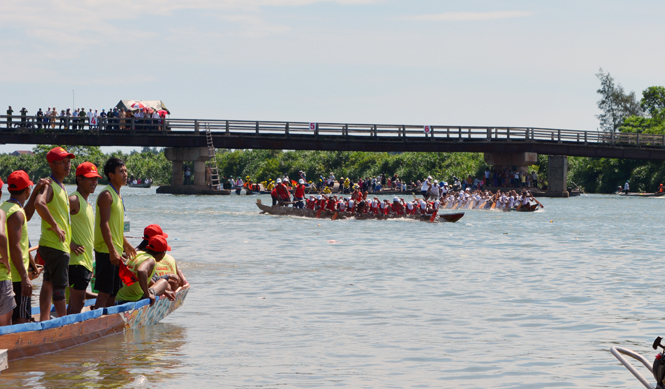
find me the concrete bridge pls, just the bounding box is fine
[3,115,664,196]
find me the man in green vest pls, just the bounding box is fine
[94,158,136,309]
[3,171,42,324]
[136,224,187,292]
[0,177,13,326]
[67,162,101,315]
[116,235,175,306]
[35,147,75,321]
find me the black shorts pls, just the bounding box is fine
[39,246,70,289]
[69,265,92,291]
[12,282,31,321]
[94,251,122,296]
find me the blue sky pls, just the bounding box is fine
[1,0,664,152]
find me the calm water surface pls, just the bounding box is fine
[2,188,664,388]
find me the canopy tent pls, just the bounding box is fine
[115,100,170,114]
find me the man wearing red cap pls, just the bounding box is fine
[67,162,101,315]
[0,177,12,326]
[93,157,136,309]
[1,171,41,324]
[136,224,188,292]
[116,235,175,306]
[35,146,75,320]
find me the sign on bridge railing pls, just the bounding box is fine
[423,125,431,134]
[309,123,317,131]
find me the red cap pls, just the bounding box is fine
[146,235,171,252]
[7,170,33,191]
[75,162,102,178]
[0,176,3,190]
[143,224,168,240]
[46,147,75,163]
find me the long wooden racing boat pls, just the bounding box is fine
[0,285,189,364]
[616,191,665,197]
[256,199,464,222]
[127,182,152,188]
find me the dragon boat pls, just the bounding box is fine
[0,285,189,369]
[256,199,465,222]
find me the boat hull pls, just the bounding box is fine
[617,192,665,197]
[0,285,189,361]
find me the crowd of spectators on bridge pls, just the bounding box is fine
[4,106,167,131]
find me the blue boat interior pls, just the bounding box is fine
[0,296,158,336]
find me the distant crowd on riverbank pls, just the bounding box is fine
[4,106,167,131]
[221,167,542,194]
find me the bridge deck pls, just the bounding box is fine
[1,116,664,160]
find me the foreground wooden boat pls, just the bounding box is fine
[0,285,189,364]
[256,199,464,223]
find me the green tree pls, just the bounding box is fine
[596,68,642,132]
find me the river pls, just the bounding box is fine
[1,188,662,388]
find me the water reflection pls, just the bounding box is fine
[3,323,187,388]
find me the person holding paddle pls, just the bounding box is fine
[293,179,306,208]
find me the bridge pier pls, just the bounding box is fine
[545,155,569,198]
[157,147,230,195]
[484,152,537,172]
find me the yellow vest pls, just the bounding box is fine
[155,254,177,277]
[0,201,29,282]
[69,191,95,271]
[94,185,124,254]
[39,179,71,253]
[116,251,156,302]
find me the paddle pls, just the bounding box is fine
[467,199,474,210]
[429,210,438,223]
[316,209,322,218]
[451,201,459,210]
[332,212,338,220]
[531,197,544,208]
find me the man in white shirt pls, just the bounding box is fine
[429,180,440,199]
[421,176,432,200]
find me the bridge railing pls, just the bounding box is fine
[2,115,665,149]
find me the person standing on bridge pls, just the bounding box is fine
[6,106,12,129]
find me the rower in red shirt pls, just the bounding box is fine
[276,180,291,204]
[294,179,306,208]
[391,197,405,215]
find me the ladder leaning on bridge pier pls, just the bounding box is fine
[205,124,221,189]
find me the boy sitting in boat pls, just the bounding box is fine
[116,235,176,306]
[136,224,188,292]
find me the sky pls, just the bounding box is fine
[2,0,664,153]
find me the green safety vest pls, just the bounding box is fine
[116,251,156,302]
[94,185,124,254]
[0,202,29,282]
[39,180,71,253]
[69,191,95,271]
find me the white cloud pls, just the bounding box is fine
[401,11,532,22]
